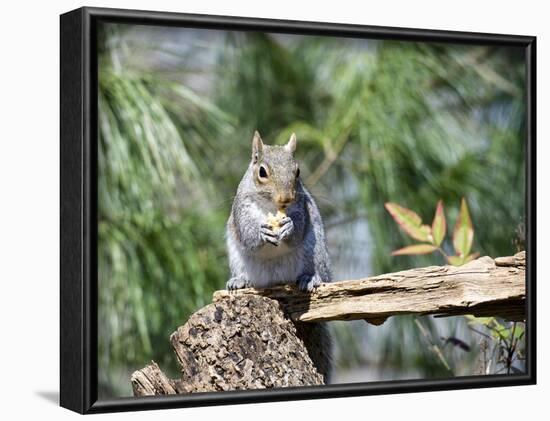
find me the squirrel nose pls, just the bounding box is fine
[276,192,295,208]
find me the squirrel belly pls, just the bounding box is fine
[226,214,305,289]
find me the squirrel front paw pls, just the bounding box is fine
[297,273,323,292]
[226,276,250,290]
[260,224,279,246]
[277,216,294,241]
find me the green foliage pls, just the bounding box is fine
[97,24,234,396]
[465,316,525,374]
[97,23,526,396]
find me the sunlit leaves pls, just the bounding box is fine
[453,198,474,258]
[384,203,432,242]
[386,198,476,266]
[391,244,438,256]
[432,200,446,247]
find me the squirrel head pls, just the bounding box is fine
[250,131,300,209]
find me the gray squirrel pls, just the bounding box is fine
[225,131,332,380]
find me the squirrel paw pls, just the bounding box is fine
[296,273,322,292]
[226,276,250,290]
[277,217,294,241]
[260,224,279,246]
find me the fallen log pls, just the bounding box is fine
[131,252,526,396]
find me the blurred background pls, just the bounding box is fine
[97,22,526,397]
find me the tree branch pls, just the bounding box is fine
[213,252,526,325]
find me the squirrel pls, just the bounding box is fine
[225,130,333,381]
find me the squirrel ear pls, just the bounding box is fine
[284,133,297,155]
[252,130,263,163]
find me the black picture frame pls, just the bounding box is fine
[60,6,537,414]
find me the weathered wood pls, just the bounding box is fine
[132,252,526,396]
[132,295,324,397]
[131,361,179,396]
[213,252,526,324]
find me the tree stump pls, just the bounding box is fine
[131,294,324,396]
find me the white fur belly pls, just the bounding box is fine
[256,241,292,259]
[244,245,304,288]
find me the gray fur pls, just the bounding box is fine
[225,132,333,381]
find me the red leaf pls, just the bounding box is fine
[385,202,432,242]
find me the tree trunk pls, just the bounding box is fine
[132,294,324,396]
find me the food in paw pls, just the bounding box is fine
[266,209,287,232]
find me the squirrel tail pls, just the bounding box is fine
[294,321,333,383]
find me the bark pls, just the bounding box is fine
[132,252,526,396]
[132,295,324,396]
[130,361,180,396]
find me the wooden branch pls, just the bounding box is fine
[213,252,526,325]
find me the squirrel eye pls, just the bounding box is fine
[259,166,268,179]
[296,168,300,178]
